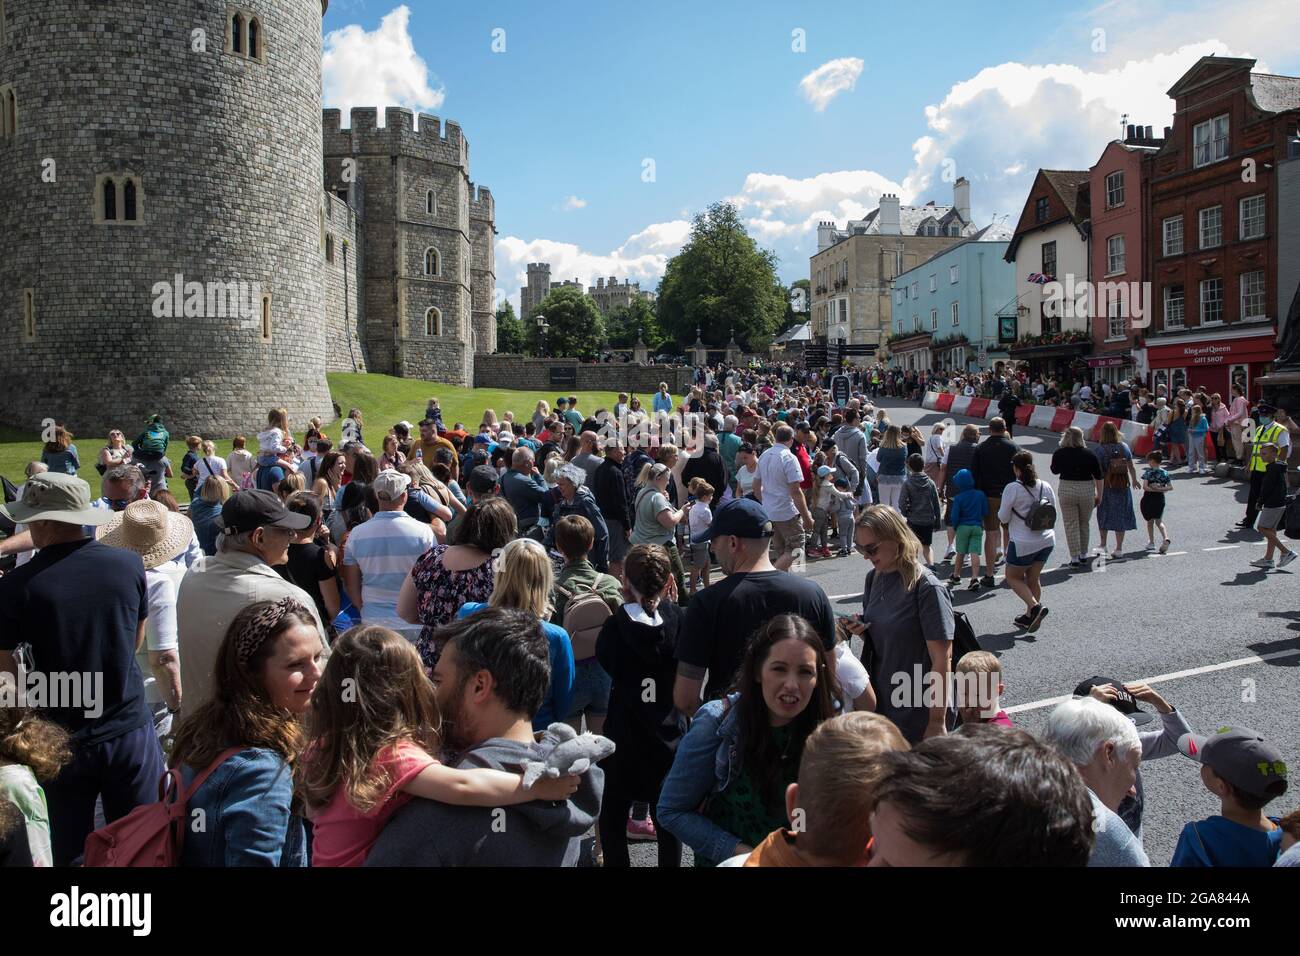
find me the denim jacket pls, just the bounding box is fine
[656,694,744,864]
[180,747,307,867]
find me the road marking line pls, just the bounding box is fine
[1203,545,1238,551]
[1005,647,1300,715]
[826,592,863,601]
[1151,551,1189,556]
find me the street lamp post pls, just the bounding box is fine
[535,315,549,358]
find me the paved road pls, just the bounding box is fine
[629,398,1298,867]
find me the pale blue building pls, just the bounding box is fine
[888,223,1017,372]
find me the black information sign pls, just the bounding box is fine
[549,365,578,386]
[831,374,851,407]
[804,345,827,366]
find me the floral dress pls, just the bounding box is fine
[410,544,496,668]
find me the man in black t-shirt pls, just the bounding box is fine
[0,473,163,865]
[672,498,835,715]
[278,492,341,632]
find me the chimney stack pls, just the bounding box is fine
[953,177,971,225]
[879,195,901,236]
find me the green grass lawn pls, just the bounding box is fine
[1,373,635,504]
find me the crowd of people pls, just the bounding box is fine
[0,363,1295,868]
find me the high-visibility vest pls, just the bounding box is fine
[1249,421,1286,472]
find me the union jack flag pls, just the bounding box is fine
[1026,273,1054,284]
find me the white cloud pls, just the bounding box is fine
[799,58,865,111]
[561,196,587,211]
[322,6,445,118]
[495,220,692,312]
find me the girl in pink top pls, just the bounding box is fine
[298,626,579,867]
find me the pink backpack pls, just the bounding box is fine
[83,748,242,867]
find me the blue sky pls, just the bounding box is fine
[321,0,1300,308]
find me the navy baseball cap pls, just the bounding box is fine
[691,497,773,543]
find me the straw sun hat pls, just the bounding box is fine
[96,499,194,569]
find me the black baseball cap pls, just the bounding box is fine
[1072,676,1156,728]
[216,490,311,534]
[690,497,773,543]
[468,465,500,495]
[1178,726,1288,800]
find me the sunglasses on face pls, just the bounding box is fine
[855,540,882,557]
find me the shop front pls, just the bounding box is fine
[1144,327,1276,400]
[888,332,932,371]
[1086,353,1135,387]
[1007,337,1093,381]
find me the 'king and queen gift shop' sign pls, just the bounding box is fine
[831,374,851,408]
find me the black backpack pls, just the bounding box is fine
[1016,481,1057,532]
[1284,495,1300,541]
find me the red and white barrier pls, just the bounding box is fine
[923,397,1158,451]
[1028,404,1056,430]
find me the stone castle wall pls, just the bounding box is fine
[474,356,694,395]
[323,191,366,373]
[0,0,335,436]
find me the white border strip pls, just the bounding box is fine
[1005,647,1300,714]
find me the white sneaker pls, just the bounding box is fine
[1110,550,1122,560]
[1145,543,1156,552]
[1278,552,1296,569]
[944,547,957,560]
[1250,558,1275,569]
[995,548,1005,564]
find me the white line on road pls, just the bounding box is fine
[1203,545,1239,551]
[1005,647,1300,715]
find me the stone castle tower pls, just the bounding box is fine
[322,106,495,386]
[0,0,336,435]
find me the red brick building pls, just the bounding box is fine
[1087,128,1163,386]
[1142,56,1300,400]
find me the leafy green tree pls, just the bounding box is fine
[605,296,664,350]
[526,286,605,359]
[494,301,527,354]
[656,202,786,352]
[776,279,812,336]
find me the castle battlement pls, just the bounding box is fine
[468,182,494,220]
[321,107,466,166]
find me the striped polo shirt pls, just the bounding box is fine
[342,511,435,627]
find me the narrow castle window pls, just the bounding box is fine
[0,85,14,138]
[102,179,117,221]
[96,173,144,225]
[22,289,34,342]
[226,9,263,61]
[424,247,439,276]
[232,12,244,54]
[248,17,260,59]
[426,308,442,336]
[426,190,436,215]
[326,234,335,264]
[260,294,272,341]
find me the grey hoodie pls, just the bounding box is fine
[364,735,604,867]
[898,472,941,527]
[832,424,869,493]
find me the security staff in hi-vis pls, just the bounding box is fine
[1238,402,1290,530]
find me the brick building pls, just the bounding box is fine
[1142,56,1300,400]
[1086,126,1164,386]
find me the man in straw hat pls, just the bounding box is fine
[97,499,195,740]
[176,489,328,716]
[0,472,166,865]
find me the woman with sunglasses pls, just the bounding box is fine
[839,505,954,745]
